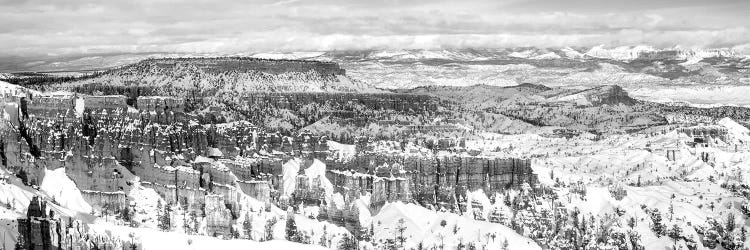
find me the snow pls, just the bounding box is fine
[560,47,584,58]
[250,52,326,61]
[0,80,39,96]
[585,45,656,61]
[530,52,561,60]
[630,85,750,107]
[554,92,591,106]
[508,50,534,58]
[718,117,750,143]
[40,168,92,214]
[128,183,165,229]
[87,222,332,250]
[373,202,542,250]
[281,158,301,197]
[303,159,334,200]
[326,141,356,161]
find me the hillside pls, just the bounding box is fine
[3,57,380,94]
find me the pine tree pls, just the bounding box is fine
[264,217,277,241]
[650,210,665,236]
[628,230,643,250]
[395,218,407,248]
[285,213,299,242]
[121,206,131,223]
[628,217,636,228]
[243,212,253,240]
[726,213,736,232]
[667,224,682,243]
[337,233,357,250]
[319,225,328,247]
[158,204,172,231]
[636,175,641,187]
[359,223,372,242]
[668,202,674,221]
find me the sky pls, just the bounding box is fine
[1,0,749,59]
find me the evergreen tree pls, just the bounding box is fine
[628,217,636,228]
[264,217,277,241]
[121,206,131,223]
[636,175,641,187]
[158,204,172,231]
[243,212,253,240]
[726,213,736,232]
[628,230,644,250]
[337,233,357,250]
[650,210,665,236]
[285,212,299,242]
[395,218,408,248]
[668,202,674,221]
[667,224,682,243]
[319,225,328,247]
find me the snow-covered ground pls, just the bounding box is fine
[1,115,749,249]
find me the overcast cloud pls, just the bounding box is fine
[1,0,749,58]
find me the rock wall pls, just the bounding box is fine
[17,196,130,250]
[326,154,536,208]
[3,92,538,238]
[204,194,233,237]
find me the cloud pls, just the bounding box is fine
[0,0,748,59]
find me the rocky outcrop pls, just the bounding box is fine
[204,194,233,237]
[326,154,536,210]
[17,196,132,250]
[3,91,537,239]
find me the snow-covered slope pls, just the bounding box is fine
[40,168,92,214]
[373,202,542,250]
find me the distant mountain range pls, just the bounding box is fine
[2,46,747,73]
[2,47,749,107]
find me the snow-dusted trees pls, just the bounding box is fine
[285,210,301,242]
[264,217,277,241]
[628,230,644,250]
[649,209,666,236]
[726,213,736,232]
[120,205,131,223]
[337,233,357,250]
[359,223,373,242]
[242,212,253,240]
[157,202,172,231]
[667,223,683,243]
[319,225,329,247]
[395,218,408,248]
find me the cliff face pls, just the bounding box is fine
[44,57,370,96]
[17,196,134,250]
[326,154,536,209]
[3,91,537,237]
